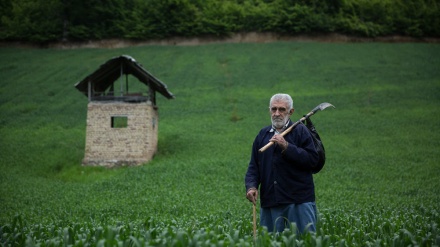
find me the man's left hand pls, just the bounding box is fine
[270,135,288,151]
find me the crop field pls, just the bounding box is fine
[0,41,439,246]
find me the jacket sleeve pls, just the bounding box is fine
[245,135,261,192]
[282,124,319,171]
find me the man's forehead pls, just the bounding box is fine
[271,100,288,106]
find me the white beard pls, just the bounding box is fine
[271,115,289,129]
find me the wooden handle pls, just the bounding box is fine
[258,121,297,152]
[253,203,257,240]
[258,112,313,153]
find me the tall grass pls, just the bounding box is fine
[0,42,439,246]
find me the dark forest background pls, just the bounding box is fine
[0,0,439,44]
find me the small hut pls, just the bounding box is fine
[75,55,174,167]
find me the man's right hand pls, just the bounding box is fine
[246,188,258,204]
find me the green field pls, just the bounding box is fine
[0,42,439,246]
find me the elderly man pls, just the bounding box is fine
[245,93,319,234]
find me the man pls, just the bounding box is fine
[245,93,319,234]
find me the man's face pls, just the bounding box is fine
[270,100,294,129]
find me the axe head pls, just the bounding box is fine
[311,102,335,114]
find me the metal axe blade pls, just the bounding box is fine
[311,102,335,114]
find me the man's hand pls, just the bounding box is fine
[270,135,288,151]
[246,188,258,204]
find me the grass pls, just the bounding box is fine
[0,41,439,246]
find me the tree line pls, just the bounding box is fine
[0,0,438,44]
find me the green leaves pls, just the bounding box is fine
[2,207,439,246]
[1,0,439,42]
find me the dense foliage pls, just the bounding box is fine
[0,42,439,246]
[0,0,439,43]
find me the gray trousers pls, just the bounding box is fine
[260,202,317,233]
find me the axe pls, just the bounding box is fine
[258,102,335,153]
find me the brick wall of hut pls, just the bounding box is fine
[83,101,158,167]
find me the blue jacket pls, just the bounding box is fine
[245,120,319,208]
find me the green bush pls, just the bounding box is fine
[0,0,63,42]
[0,0,439,43]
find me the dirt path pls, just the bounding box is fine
[3,32,439,49]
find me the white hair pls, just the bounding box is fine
[269,93,294,110]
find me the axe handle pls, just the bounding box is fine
[253,203,257,240]
[258,111,314,153]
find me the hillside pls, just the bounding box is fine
[2,32,440,50]
[0,41,439,246]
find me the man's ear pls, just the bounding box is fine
[289,108,295,115]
